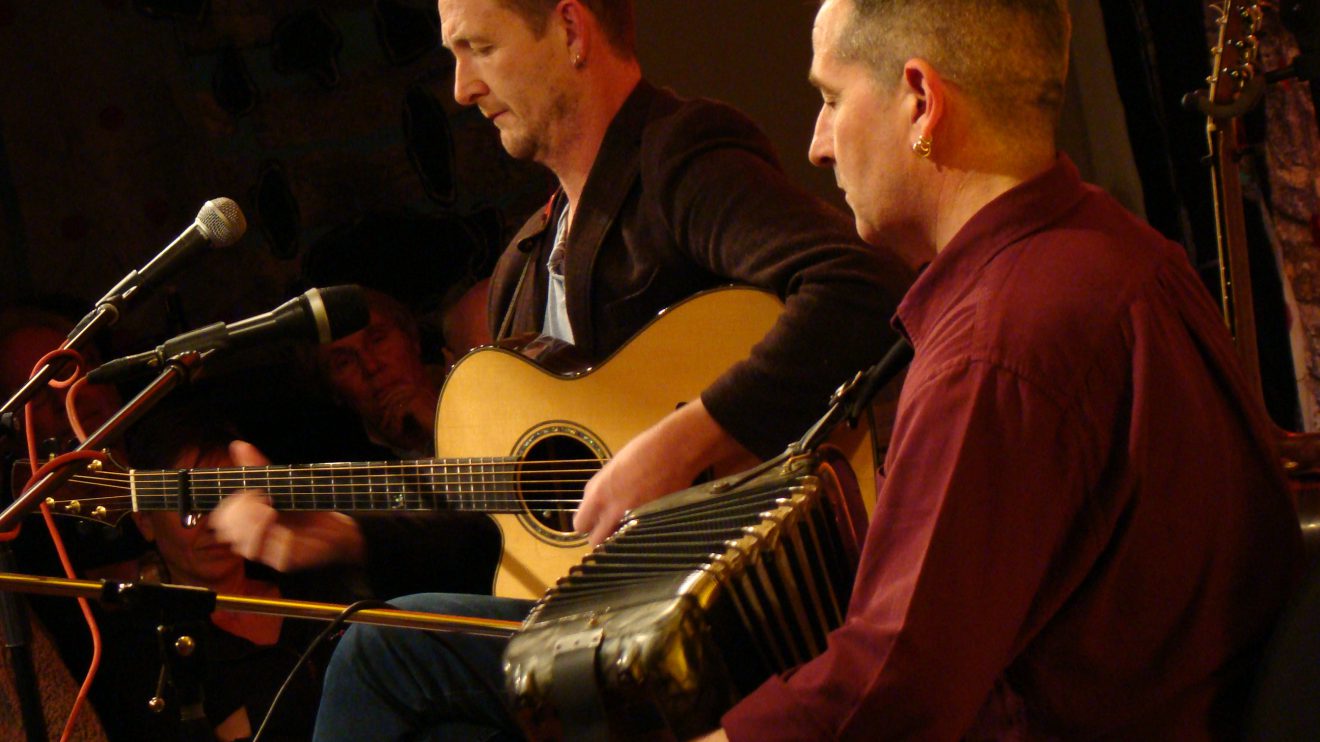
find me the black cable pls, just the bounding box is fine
[250,599,392,742]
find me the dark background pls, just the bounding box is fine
[0,0,1317,431]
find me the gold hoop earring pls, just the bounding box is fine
[912,135,933,158]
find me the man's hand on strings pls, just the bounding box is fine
[209,440,366,572]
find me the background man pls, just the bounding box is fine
[316,288,450,458]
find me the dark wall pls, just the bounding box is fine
[0,0,552,348]
[0,0,1196,339]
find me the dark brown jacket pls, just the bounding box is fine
[489,81,911,456]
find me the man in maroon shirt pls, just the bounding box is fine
[704,0,1304,739]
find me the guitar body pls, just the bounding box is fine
[435,287,876,599]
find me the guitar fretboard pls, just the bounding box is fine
[127,458,528,515]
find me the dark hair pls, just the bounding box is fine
[500,0,636,56]
[831,0,1069,126]
[125,396,240,470]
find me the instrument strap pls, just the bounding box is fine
[548,627,609,742]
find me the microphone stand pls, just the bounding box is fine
[0,302,125,742]
[0,545,43,742]
[0,351,205,741]
[0,304,119,443]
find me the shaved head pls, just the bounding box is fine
[828,0,1070,130]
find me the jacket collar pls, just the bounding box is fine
[563,79,665,352]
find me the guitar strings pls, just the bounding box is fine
[61,458,610,477]
[47,458,626,516]
[43,491,588,513]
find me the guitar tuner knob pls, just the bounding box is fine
[65,501,82,515]
[92,506,107,519]
[87,460,102,472]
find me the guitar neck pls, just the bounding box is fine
[127,459,525,515]
[1209,121,1263,401]
[1201,0,1265,403]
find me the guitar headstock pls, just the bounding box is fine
[1206,1,1266,115]
[9,457,135,525]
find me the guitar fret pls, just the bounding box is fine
[352,465,362,512]
[262,469,276,509]
[372,463,385,511]
[191,478,207,514]
[273,467,290,510]
[462,460,473,511]
[304,465,320,511]
[331,465,343,511]
[422,462,439,511]
[480,458,494,511]
[468,459,480,511]
[282,466,295,511]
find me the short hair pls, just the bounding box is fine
[500,0,636,56]
[831,0,1070,128]
[362,288,419,345]
[125,396,240,470]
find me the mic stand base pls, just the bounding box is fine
[0,543,44,742]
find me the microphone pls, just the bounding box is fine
[90,198,247,311]
[88,285,369,384]
[134,198,246,295]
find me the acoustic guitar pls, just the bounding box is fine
[20,287,879,599]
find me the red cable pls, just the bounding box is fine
[18,347,105,742]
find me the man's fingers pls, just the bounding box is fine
[209,491,280,566]
[229,439,272,467]
[589,513,620,547]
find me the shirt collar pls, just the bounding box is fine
[893,154,1089,348]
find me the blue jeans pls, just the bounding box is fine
[312,593,535,742]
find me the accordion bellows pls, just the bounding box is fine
[504,452,863,741]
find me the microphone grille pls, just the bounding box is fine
[196,197,247,247]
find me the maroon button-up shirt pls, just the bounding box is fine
[723,156,1302,740]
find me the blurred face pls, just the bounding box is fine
[133,447,246,588]
[0,326,121,454]
[440,0,578,163]
[318,307,429,420]
[809,0,925,261]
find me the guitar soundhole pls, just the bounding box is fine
[517,431,602,538]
